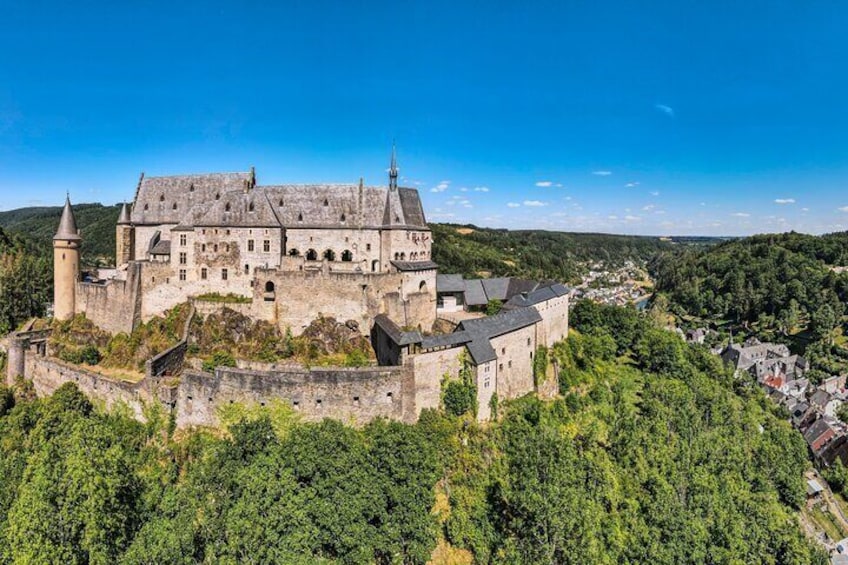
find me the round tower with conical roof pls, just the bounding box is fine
[53,195,81,320]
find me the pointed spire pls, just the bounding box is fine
[389,141,398,192]
[117,202,131,225]
[54,194,81,241]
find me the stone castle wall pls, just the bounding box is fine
[75,262,142,335]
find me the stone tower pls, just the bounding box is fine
[116,202,134,266]
[53,195,81,321]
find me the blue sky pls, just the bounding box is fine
[1,1,847,236]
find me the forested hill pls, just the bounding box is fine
[650,231,848,373]
[0,202,121,264]
[430,223,675,283]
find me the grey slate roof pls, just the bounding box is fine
[131,171,429,230]
[54,196,81,241]
[803,417,837,447]
[117,202,131,225]
[481,278,511,301]
[391,260,438,272]
[504,283,570,308]
[373,314,422,346]
[463,279,488,306]
[150,240,171,256]
[437,274,466,293]
[458,307,542,341]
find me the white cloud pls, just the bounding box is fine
[624,215,641,221]
[430,213,455,219]
[535,181,553,187]
[731,212,751,217]
[625,182,640,187]
[650,191,660,196]
[802,207,810,212]
[641,204,655,211]
[838,206,848,212]
[507,202,521,208]
[459,187,468,192]
[607,215,618,220]
[774,198,795,204]
[431,181,449,193]
[473,186,490,192]
[523,200,548,207]
[655,104,675,117]
[592,170,612,176]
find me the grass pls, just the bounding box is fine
[808,505,845,542]
[194,292,252,304]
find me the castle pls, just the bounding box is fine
[9,151,570,427]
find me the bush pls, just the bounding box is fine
[0,385,14,417]
[202,351,237,373]
[442,380,476,417]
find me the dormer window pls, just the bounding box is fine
[248,202,255,212]
[278,198,283,206]
[172,203,177,210]
[298,213,303,222]
[395,215,400,222]
[159,194,165,202]
[340,213,346,222]
[144,204,149,211]
[225,202,231,212]
[323,198,328,206]
[215,192,220,200]
[189,184,195,192]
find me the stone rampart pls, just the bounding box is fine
[76,262,142,335]
[175,364,414,428]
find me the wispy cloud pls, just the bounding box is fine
[592,170,612,176]
[430,180,450,193]
[838,206,848,212]
[731,212,751,217]
[641,204,655,211]
[473,186,489,192]
[655,104,675,117]
[523,200,548,207]
[625,182,640,188]
[649,191,660,196]
[507,202,521,208]
[535,181,553,187]
[774,198,795,204]
[624,215,641,221]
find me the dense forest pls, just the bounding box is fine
[430,223,674,283]
[0,227,51,335]
[0,202,121,264]
[0,303,826,564]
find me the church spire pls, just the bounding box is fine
[389,141,398,192]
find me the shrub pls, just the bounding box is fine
[202,351,237,373]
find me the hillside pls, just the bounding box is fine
[430,223,676,283]
[0,303,826,564]
[650,231,848,374]
[0,202,121,265]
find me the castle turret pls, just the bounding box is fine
[116,202,135,266]
[53,195,81,321]
[382,143,406,226]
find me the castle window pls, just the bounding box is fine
[201,243,206,252]
[159,194,164,202]
[179,269,186,281]
[341,250,353,262]
[316,399,322,407]
[419,280,427,292]
[215,192,220,200]
[400,252,406,260]
[214,244,218,252]
[244,264,249,275]
[265,281,275,293]
[527,338,531,346]
[323,249,336,261]
[353,396,360,405]
[172,202,178,210]
[201,268,207,280]
[288,248,300,257]
[180,234,187,246]
[508,360,512,368]
[306,249,317,261]
[179,252,187,265]
[249,202,255,212]
[226,229,230,235]
[371,260,379,272]
[248,239,254,252]
[484,378,490,388]
[499,364,503,371]
[144,204,149,211]
[189,184,194,192]
[340,213,346,222]
[222,268,228,280]
[225,202,231,212]
[323,198,328,206]
[386,392,393,402]
[278,198,283,206]
[263,240,270,252]
[298,213,303,222]
[501,347,505,355]
[366,243,371,251]
[394,253,399,260]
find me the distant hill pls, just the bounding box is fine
[0,203,121,265]
[429,223,675,283]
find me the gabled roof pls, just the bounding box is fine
[373,314,422,346]
[458,307,542,341]
[437,274,465,293]
[481,278,511,301]
[150,240,171,256]
[195,189,281,227]
[803,417,838,446]
[463,279,488,306]
[504,283,570,308]
[131,172,254,225]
